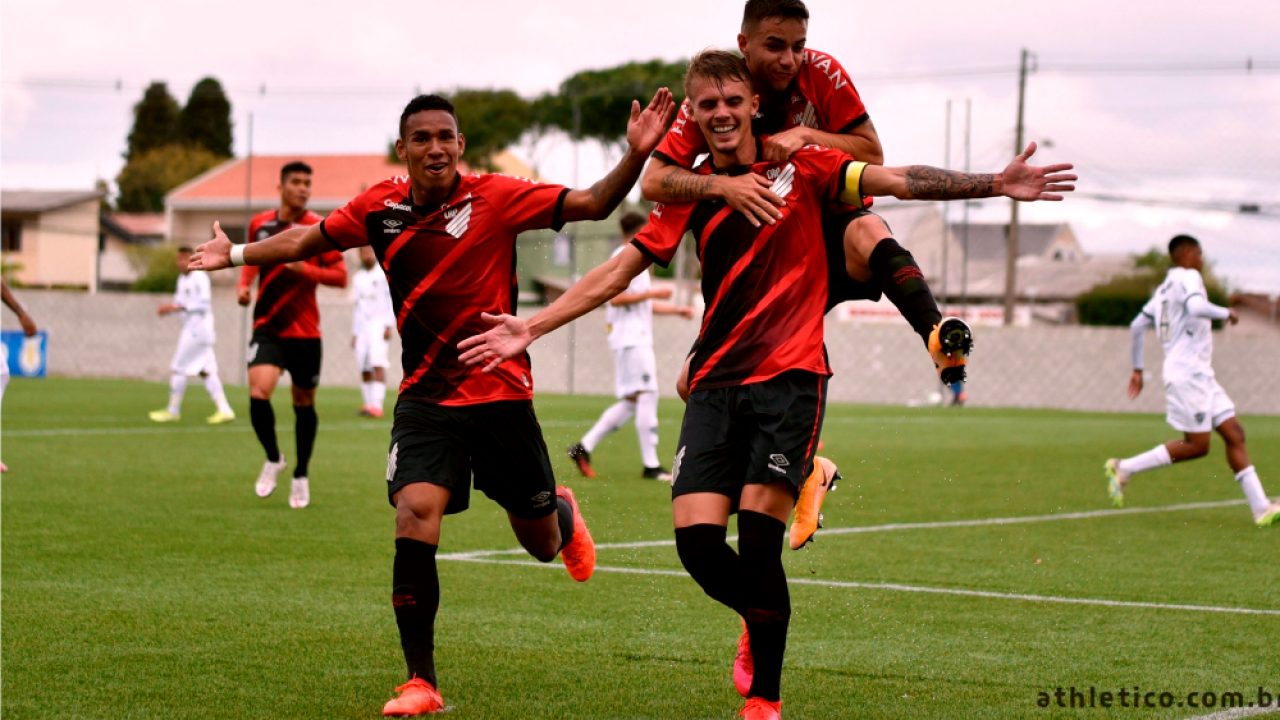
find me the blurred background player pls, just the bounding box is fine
[642,0,973,391]
[351,245,396,418]
[238,161,347,509]
[148,246,236,425]
[2,279,40,472]
[567,211,694,482]
[1106,234,1279,528]
[191,89,674,716]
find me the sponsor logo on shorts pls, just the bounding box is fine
[246,342,259,362]
[1195,412,1206,424]
[672,445,686,483]
[386,442,399,483]
[768,453,790,476]
[531,490,552,507]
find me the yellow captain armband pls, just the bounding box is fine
[838,161,868,207]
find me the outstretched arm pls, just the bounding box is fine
[857,142,1076,202]
[189,221,332,272]
[1,281,38,336]
[559,89,676,223]
[458,245,653,372]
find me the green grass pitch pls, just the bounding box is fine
[3,378,1277,719]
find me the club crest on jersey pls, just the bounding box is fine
[443,194,473,239]
[769,163,797,199]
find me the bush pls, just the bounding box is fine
[128,244,181,293]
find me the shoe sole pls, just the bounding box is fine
[790,463,840,550]
[936,317,973,385]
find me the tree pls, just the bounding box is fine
[534,59,687,145]
[116,144,223,212]
[448,89,530,170]
[126,82,180,160]
[178,77,233,157]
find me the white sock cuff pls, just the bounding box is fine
[1234,465,1256,482]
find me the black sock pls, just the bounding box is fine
[393,538,440,685]
[555,496,575,552]
[738,510,790,702]
[675,523,744,614]
[868,238,942,346]
[293,405,317,478]
[249,398,280,462]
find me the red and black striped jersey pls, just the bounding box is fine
[319,173,570,406]
[238,209,345,339]
[632,143,867,393]
[653,48,869,169]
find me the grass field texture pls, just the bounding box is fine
[3,378,1277,719]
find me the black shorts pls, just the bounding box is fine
[385,397,558,518]
[671,370,828,508]
[247,332,323,389]
[824,207,889,310]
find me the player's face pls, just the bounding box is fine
[687,75,759,163]
[738,17,807,93]
[175,251,192,273]
[280,172,312,212]
[359,245,377,270]
[397,110,466,198]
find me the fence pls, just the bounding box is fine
[6,287,1278,416]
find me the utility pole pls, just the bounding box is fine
[1004,48,1031,326]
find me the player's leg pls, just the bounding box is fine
[285,339,322,508]
[356,332,375,415]
[630,347,669,480]
[152,336,200,422]
[473,401,595,580]
[369,335,390,417]
[200,353,236,423]
[247,339,289,497]
[1107,376,1211,506]
[1215,413,1279,526]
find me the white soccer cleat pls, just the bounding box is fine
[255,456,287,498]
[1255,500,1280,528]
[206,410,236,425]
[148,409,180,423]
[1104,458,1129,508]
[289,477,310,509]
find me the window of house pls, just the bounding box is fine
[2,220,22,253]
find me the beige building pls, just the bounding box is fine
[1,189,104,290]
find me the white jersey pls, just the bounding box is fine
[605,246,654,351]
[1142,267,1215,381]
[174,271,214,340]
[352,266,395,337]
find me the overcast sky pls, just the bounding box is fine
[3,0,1278,290]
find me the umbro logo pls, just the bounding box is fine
[383,218,402,228]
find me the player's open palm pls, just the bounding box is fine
[626,88,676,155]
[458,313,532,373]
[190,221,234,271]
[1002,142,1077,201]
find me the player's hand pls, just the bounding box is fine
[678,305,694,319]
[282,261,307,273]
[236,287,251,306]
[626,87,676,155]
[457,312,532,373]
[714,174,785,227]
[384,327,393,340]
[762,127,810,163]
[18,312,37,337]
[351,336,357,348]
[1000,142,1077,201]
[651,287,673,300]
[157,304,173,317]
[1128,370,1144,399]
[1227,309,1239,326]
[189,221,233,271]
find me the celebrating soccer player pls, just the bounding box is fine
[1105,235,1279,527]
[191,87,676,716]
[237,161,347,510]
[458,50,1074,720]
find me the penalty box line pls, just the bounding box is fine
[438,499,1247,560]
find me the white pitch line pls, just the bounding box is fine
[436,499,1247,560]
[439,556,1280,617]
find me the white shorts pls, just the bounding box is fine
[1165,374,1235,433]
[355,331,390,372]
[171,332,218,377]
[613,345,658,398]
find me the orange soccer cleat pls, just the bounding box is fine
[556,486,596,582]
[928,316,973,385]
[733,619,753,697]
[738,697,782,720]
[789,456,840,550]
[382,676,444,716]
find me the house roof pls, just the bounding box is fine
[108,212,166,237]
[166,152,539,210]
[2,189,103,214]
[946,223,1066,261]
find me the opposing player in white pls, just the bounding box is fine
[351,246,395,418]
[567,212,694,481]
[1106,235,1279,527]
[149,246,236,425]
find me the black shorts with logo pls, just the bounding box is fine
[385,397,558,518]
[247,331,323,389]
[671,370,828,508]
[824,207,890,310]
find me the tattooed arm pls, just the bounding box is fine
[858,142,1076,202]
[642,159,785,228]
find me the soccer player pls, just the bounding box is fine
[642,0,973,389]
[351,245,396,418]
[190,88,676,716]
[148,246,236,425]
[1105,235,1279,528]
[567,211,694,482]
[2,279,39,473]
[237,161,347,509]
[459,51,1073,720]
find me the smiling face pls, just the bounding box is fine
[278,171,312,213]
[686,73,759,168]
[396,109,465,204]
[738,16,807,94]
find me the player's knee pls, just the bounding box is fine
[394,498,442,540]
[844,215,890,258]
[1186,438,1211,458]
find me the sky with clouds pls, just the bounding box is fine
[3,0,1278,290]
